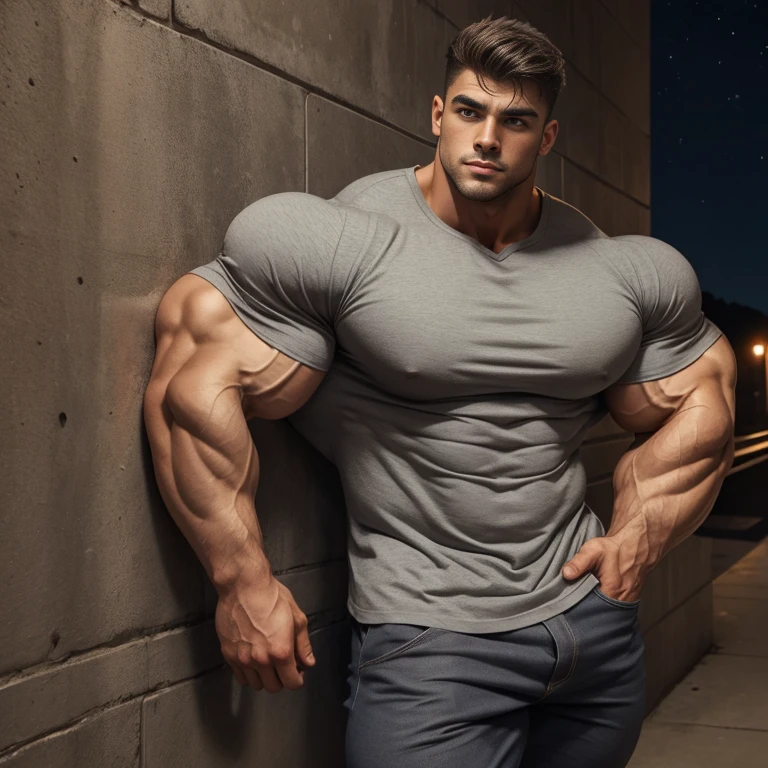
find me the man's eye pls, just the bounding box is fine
[458,109,524,127]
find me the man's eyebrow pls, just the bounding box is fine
[450,94,539,119]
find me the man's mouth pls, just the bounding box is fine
[465,161,501,175]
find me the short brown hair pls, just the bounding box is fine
[445,15,566,120]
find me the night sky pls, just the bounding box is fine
[651,0,768,316]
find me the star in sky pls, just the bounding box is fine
[652,0,768,315]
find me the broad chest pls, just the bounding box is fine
[334,228,642,401]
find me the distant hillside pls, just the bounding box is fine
[702,292,768,348]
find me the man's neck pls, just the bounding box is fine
[414,161,542,255]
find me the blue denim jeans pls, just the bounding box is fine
[344,585,645,768]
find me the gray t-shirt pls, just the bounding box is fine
[188,165,723,633]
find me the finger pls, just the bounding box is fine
[242,665,264,691]
[596,548,623,593]
[274,655,305,690]
[294,618,316,668]
[255,662,284,693]
[230,664,247,686]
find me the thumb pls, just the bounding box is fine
[562,543,601,580]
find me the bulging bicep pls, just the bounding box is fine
[149,274,326,426]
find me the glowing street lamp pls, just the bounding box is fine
[754,343,768,419]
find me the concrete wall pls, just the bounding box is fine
[1,0,706,764]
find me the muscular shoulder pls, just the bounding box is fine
[229,189,394,251]
[227,191,348,249]
[331,167,411,208]
[598,234,698,285]
[604,234,679,257]
[582,231,690,274]
[595,234,706,327]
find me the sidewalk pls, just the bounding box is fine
[628,538,768,766]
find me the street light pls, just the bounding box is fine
[753,343,768,422]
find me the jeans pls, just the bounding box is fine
[344,585,646,768]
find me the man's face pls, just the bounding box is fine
[432,68,558,203]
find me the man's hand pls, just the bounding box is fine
[215,573,316,693]
[561,526,650,602]
[564,338,736,603]
[144,275,329,694]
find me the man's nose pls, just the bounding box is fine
[474,119,500,153]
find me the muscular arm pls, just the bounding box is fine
[563,335,737,599]
[143,273,326,690]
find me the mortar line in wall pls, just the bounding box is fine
[0,663,227,761]
[0,615,212,687]
[0,616,353,758]
[514,0,650,119]
[134,719,141,768]
[588,80,651,143]
[0,694,146,760]
[139,684,147,768]
[0,577,350,687]
[555,150,651,211]
[709,649,768,659]
[710,593,768,603]
[415,0,461,33]
[106,0,436,151]
[641,580,713,640]
[109,4,651,210]
[545,7,650,140]
[565,56,651,141]
[642,721,768,735]
[97,8,653,216]
[597,0,650,52]
[110,1,649,156]
[596,7,603,102]
[166,20,439,151]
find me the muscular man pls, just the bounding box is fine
[144,16,736,768]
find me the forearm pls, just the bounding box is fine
[144,381,271,590]
[607,404,735,570]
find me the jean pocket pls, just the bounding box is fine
[358,623,443,670]
[593,586,641,609]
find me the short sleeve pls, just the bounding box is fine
[615,235,723,384]
[188,192,350,371]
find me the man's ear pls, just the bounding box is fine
[538,119,559,156]
[431,94,445,138]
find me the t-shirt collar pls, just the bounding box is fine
[404,164,551,262]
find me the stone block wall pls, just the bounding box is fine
[2,1,704,765]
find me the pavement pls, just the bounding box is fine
[628,537,768,767]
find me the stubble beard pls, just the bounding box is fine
[437,139,539,204]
